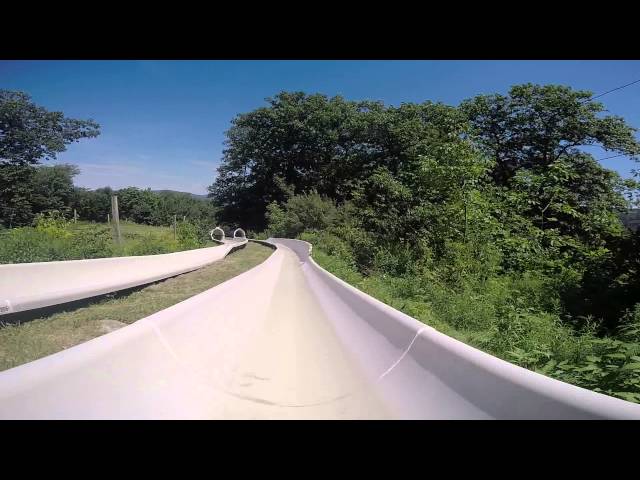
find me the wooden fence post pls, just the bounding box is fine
[111,195,122,245]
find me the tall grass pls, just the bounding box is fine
[0,213,214,264]
[302,230,640,404]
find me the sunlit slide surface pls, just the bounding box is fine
[1,238,639,419]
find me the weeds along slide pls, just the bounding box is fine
[1,238,640,419]
[287,239,640,419]
[0,239,247,316]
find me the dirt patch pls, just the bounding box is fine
[98,319,128,334]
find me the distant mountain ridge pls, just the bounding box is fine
[152,190,209,201]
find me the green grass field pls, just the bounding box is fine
[70,220,171,235]
[71,220,216,247]
[0,242,273,371]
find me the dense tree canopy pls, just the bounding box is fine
[30,164,80,216]
[461,84,640,184]
[71,186,113,223]
[0,90,100,167]
[211,85,640,333]
[209,92,487,230]
[70,187,218,227]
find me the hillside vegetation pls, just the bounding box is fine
[213,86,640,402]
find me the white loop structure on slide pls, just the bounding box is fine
[233,228,246,239]
[210,227,225,241]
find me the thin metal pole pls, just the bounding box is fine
[173,214,177,240]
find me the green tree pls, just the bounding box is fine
[71,186,113,222]
[30,164,80,217]
[461,85,639,269]
[0,164,35,227]
[461,83,640,184]
[209,92,387,230]
[116,187,160,224]
[266,191,338,238]
[154,190,218,227]
[0,90,100,227]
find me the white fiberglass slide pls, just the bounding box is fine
[0,239,246,316]
[1,238,639,419]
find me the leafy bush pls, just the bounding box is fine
[0,219,113,263]
[119,234,178,256]
[248,230,268,240]
[67,226,114,259]
[0,227,66,263]
[33,211,72,239]
[266,192,338,238]
[300,230,354,267]
[309,235,640,404]
[0,218,211,264]
[176,221,206,250]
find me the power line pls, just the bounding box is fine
[584,78,640,102]
[598,153,627,161]
[582,78,640,161]
[596,152,640,162]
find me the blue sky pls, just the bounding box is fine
[1,60,639,194]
